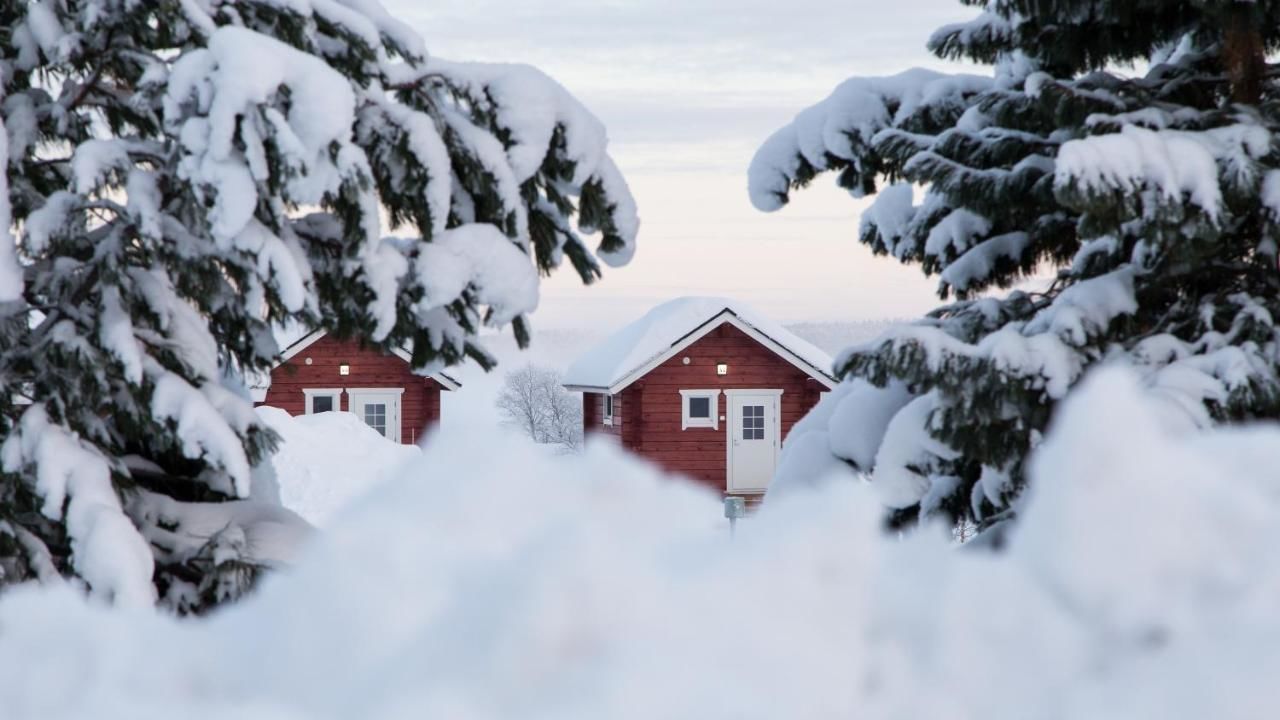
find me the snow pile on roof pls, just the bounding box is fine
[4,367,1280,717]
[563,296,833,390]
[256,407,421,526]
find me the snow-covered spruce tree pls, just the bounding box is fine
[0,0,636,609]
[752,2,1280,533]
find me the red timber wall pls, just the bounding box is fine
[583,323,825,495]
[582,391,623,441]
[260,335,444,445]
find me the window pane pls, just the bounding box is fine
[604,395,613,416]
[364,403,387,436]
[312,396,334,413]
[689,396,711,418]
[741,406,766,440]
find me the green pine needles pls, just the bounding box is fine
[0,0,636,608]
[754,1,1280,532]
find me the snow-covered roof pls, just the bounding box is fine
[563,297,835,393]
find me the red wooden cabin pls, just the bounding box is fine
[255,330,460,444]
[563,298,835,502]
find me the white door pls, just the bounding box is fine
[727,391,780,493]
[348,389,402,443]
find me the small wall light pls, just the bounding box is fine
[716,363,728,376]
[339,363,351,376]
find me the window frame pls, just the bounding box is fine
[679,389,722,430]
[362,401,389,436]
[303,388,343,415]
[603,393,615,426]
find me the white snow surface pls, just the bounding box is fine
[768,378,913,500]
[5,367,1280,717]
[0,406,155,607]
[430,59,608,187]
[562,296,834,390]
[149,367,253,497]
[940,231,1030,293]
[1055,124,1271,219]
[256,406,420,526]
[125,488,312,571]
[428,58,640,267]
[413,224,540,327]
[167,26,359,241]
[860,182,917,258]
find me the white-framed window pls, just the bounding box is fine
[680,389,721,430]
[303,388,342,414]
[603,393,615,426]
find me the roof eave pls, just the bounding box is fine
[275,329,464,390]
[601,310,837,393]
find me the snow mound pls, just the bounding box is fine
[562,296,833,390]
[5,368,1280,717]
[255,407,420,526]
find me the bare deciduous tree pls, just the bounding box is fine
[496,365,583,453]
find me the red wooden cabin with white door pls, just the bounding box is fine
[255,330,460,444]
[563,297,835,503]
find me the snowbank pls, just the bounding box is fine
[4,367,1280,718]
[255,407,420,525]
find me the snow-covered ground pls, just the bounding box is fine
[256,407,421,526]
[4,366,1280,718]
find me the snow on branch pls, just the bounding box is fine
[0,406,155,606]
[412,224,540,327]
[748,69,991,212]
[1055,123,1272,220]
[166,26,363,241]
[0,113,18,302]
[429,59,640,267]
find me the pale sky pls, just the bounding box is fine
[386,1,982,329]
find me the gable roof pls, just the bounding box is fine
[273,329,462,391]
[562,297,836,394]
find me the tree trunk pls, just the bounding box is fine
[1223,4,1266,105]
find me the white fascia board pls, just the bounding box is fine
[390,347,462,390]
[606,312,836,395]
[276,329,328,366]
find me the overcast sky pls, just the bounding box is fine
[386,1,982,329]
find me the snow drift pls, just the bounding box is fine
[255,407,421,526]
[3,367,1280,718]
